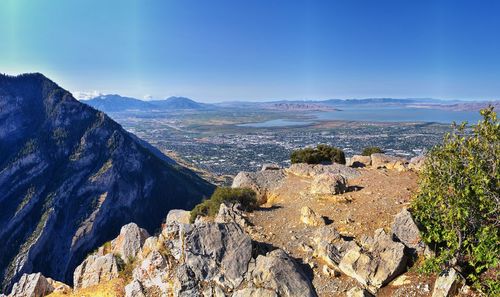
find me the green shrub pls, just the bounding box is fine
[361,146,384,156]
[190,187,257,223]
[411,106,499,294]
[290,144,346,164]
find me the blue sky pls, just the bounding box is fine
[1,0,499,102]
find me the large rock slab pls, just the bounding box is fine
[166,209,191,225]
[232,170,286,204]
[286,163,360,179]
[432,268,464,297]
[310,173,347,195]
[339,229,407,292]
[73,253,120,289]
[252,249,317,297]
[184,222,253,289]
[127,250,171,296]
[7,273,54,297]
[215,203,249,228]
[349,155,371,168]
[391,209,427,254]
[111,222,150,263]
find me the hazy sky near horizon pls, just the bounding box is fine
[1,0,499,102]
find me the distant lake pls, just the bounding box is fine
[314,107,482,124]
[237,107,482,128]
[237,119,314,127]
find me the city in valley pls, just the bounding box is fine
[107,107,452,182]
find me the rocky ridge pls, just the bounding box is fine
[3,154,473,297]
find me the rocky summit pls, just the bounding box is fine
[2,155,476,297]
[0,73,215,291]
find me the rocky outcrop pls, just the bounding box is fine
[370,153,408,170]
[98,215,316,297]
[310,173,347,195]
[391,209,427,254]
[300,206,326,226]
[231,170,286,204]
[432,268,464,297]
[339,229,407,292]
[184,222,252,289]
[215,203,249,228]
[73,253,120,289]
[110,223,150,263]
[166,209,191,225]
[128,250,171,296]
[251,249,317,297]
[286,163,360,179]
[0,73,215,291]
[349,155,371,168]
[7,273,54,297]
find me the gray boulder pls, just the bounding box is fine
[339,229,407,292]
[130,250,171,295]
[73,253,120,289]
[111,222,150,263]
[166,209,191,225]
[252,249,317,297]
[286,163,360,179]
[310,173,347,195]
[184,222,253,289]
[173,265,201,297]
[7,273,54,297]
[231,170,286,204]
[391,209,427,254]
[215,203,249,228]
[432,268,464,297]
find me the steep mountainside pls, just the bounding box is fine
[0,73,215,291]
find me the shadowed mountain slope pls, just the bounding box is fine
[0,73,215,290]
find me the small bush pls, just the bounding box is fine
[290,144,346,164]
[362,146,384,156]
[411,106,499,294]
[190,187,257,223]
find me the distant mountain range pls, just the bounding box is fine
[83,95,214,112]
[0,73,214,290]
[83,93,498,113]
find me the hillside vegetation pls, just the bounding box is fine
[412,106,499,294]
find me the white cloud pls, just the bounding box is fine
[72,90,105,100]
[143,94,153,100]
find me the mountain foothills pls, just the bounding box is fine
[0,73,215,291]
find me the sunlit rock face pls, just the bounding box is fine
[0,73,215,291]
